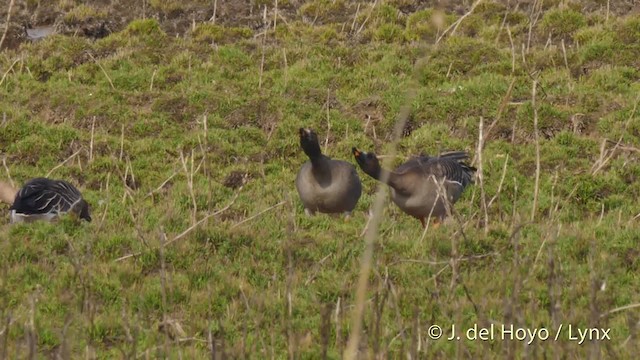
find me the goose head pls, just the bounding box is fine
[299,128,322,159]
[352,147,382,179]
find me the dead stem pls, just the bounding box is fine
[343,92,415,359]
[531,79,541,222]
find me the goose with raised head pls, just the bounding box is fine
[352,148,475,228]
[295,128,362,218]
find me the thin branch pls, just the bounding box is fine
[2,156,14,188]
[89,116,96,163]
[531,80,540,222]
[487,154,509,209]
[87,52,115,90]
[46,149,82,177]
[600,303,640,319]
[164,191,240,247]
[0,0,15,50]
[436,0,483,44]
[477,116,488,233]
[591,97,639,175]
[343,89,416,360]
[0,58,20,88]
[145,170,179,199]
[115,191,240,262]
[230,200,286,229]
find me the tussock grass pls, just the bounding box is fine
[0,0,639,358]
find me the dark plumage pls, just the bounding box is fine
[352,148,476,227]
[9,178,91,223]
[295,128,362,217]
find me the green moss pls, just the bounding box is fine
[405,9,453,42]
[540,8,587,39]
[149,0,185,16]
[299,0,348,24]
[427,36,506,75]
[369,3,403,26]
[124,18,165,37]
[191,23,253,44]
[615,17,640,45]
[64,4,107,24]
[374,23,404,43]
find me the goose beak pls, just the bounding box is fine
[352,147,361,157]
[299,128,311,137]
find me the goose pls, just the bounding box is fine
[8,178,91,223]
[23,23,57,41]
[295,128,362,217]
[352,148,476,228]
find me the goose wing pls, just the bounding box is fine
[10,178,82,214]
[396,152,476,188]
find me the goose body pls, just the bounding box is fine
[295,128,362,216]
[9,178,91,223]
[353,148,475,227]
[23,24,56,41]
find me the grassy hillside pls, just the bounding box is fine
[1,0,639,358]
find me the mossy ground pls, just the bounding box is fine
[0,1,639,358]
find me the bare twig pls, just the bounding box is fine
[304,253,332,286]
[119,124,125,162]
[344,89,416,360]
[600,303,640,319]
[89,116,96,163]
[355,0,378,35]
[531,80,540,222]
[95,172,111,233]
[273,0,278,31]
[159,231,170,354]
[149,69,157,91]
[324,89,331,153]
[258,31,266,90]
[145,170,178,199]
[561,39,569,71]
[46,149,82,177]
[350,3,361,32]
[180,149,204,225]
[0,0,15,50]
[507,26,515,73]
[477,117,488,233]
[487,154,509,209]
[164,191,240,247]
[87,52,115,90]
[209,0,217,22]
[436,0,483,44]
[2,156,14,188]
[591,97,639,175]
[481,78,516,149]
[0,58,20,88]
[115,191,239,262]
[230,200,286,229]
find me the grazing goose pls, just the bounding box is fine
[295,128,362,217]
[352,148,476,228]
[23,23,57,41]
[8,178,91,223]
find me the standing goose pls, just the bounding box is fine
[8,178,91,223]
[295,128,362,217]
[352,148,476,228]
